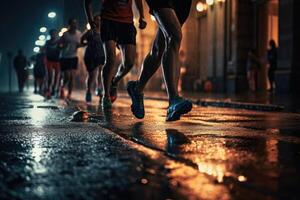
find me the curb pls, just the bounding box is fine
[195,100,284,112]
[115,95,285,112]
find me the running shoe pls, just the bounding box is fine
[101,96,112,109]
[96,88,102,97]
[127,81,144,119]
[110,83,118,103]
[45,90,52,99]
[67,93,72,99]
[166,97,192,121]
[85,91,92,102]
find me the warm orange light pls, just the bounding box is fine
[206,0,214,6]
[217,0,226,2]
[238,175,247,182]
[196,2,205,12]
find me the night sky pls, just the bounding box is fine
[0,0,100,91]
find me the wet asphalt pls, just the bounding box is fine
[1,92,300,200]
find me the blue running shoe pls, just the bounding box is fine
[127,81,145,119]
[85,92,92,102]
[166,97,192,121]
[96,88,102,97]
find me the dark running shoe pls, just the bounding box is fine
[166,97,192,121]
[96,88,102,97]
[127,81,145,119]
[85,91,92,102]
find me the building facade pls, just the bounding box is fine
[177,0,299,93]
[60,0,299,94]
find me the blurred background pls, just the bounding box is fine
[0,0,299,94]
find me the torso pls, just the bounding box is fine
[102,0,133,23]
[45,39,60,61]
[61,30,81,58]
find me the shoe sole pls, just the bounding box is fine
[127,82,144,119]
[166,101,193,122]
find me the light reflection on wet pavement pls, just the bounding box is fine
[72,93,300,199]
[1,93,300,199]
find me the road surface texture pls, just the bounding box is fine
[1,92,300,200]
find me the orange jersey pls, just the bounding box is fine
[102,0,133,24]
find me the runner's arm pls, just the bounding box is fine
[84,0,95,29]
[57,34,66,49]
[134,0,147,29]
[80,31,89,47]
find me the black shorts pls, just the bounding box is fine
[101,18,137,45]
[60,57,78,71]
[84,55,105,72]
[146,0,192,24]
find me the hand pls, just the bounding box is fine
[89,20,96,30]
[138,18,147,30]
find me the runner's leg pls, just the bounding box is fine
[102,41,117,98]
[135,29,165,93]
[112,44,135,85]
[153,8,182,101]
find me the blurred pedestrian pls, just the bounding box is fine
[267,39,278,92]
[13,49,28,93]
[45,29,61,98]
[33,47,46,94]
[84,0,147,109]
[81,14,105,103]
[127,0,193,121]
[59,18,82,99]
[246,49,260,92]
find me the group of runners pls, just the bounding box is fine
[40,0,193,121]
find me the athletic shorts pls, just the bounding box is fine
[146,0,192,24]
[46,59,60,71]
[34,67,46,78]
[101,18,137,45]
[60,57,78,71]
[84,55,105,72]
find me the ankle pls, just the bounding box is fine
[135,81,143,94]
[111,78,118,87]
[169,95,181,104]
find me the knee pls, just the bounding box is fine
[124,57,134,69]
[166,30,182,49]
[105,53,116,66]
[150,44,164,60]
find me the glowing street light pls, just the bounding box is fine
[61,28,68,33]
[39,35,46,41]
[196,2,206,12]
[206,0,214,6]
[48,12,56,19]
[33,47,40,53]
[35,40,45,46]
[59,27,68,37]
[40,27,47,33]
